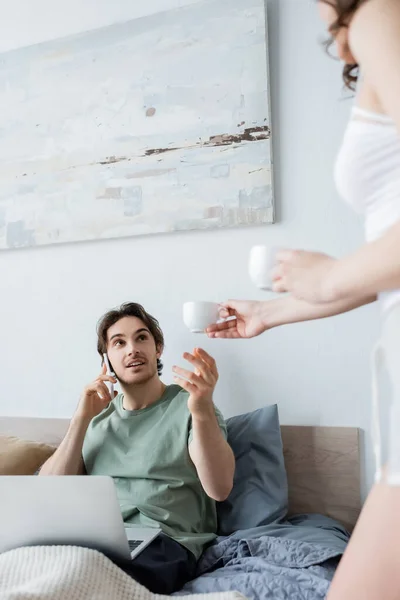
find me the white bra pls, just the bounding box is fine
[334,105,400,312]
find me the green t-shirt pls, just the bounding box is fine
[82,384,227,559]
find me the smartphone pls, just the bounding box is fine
[103,353,115,398]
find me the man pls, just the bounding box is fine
[40,302,235,594]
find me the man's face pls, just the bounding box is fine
[106,316,161,386]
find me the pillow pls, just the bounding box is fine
[0,435,56,475]
[217,404,288,535]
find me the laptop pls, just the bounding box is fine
[0,476,161,562]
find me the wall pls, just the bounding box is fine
[0,0,378,495]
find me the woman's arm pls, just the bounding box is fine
[322,0,400,302]
[207,293,375,339]
[273,230,400,305]
[326,221,400,302]
[274,1,400,306]
[264,292,376,329]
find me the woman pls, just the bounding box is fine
[207,0,400,598]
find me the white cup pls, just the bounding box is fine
[248,245,280,291]
[183,301,221,333]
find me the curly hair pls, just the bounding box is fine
[320,0,368,90]
[97,302,164,376]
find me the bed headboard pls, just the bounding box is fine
[281,425,361,532]
[0,417,361,532]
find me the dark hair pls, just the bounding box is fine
[320,0,368,91]
[97,302,164,376]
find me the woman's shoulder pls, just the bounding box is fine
[350,0,400,39]
[349,0,400,104]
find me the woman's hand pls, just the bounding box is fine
[206,300,268,339]
[272,250,337,304]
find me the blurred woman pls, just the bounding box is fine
[208,1,400,597]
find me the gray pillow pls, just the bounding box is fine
[217,404,288,535]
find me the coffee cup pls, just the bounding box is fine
[248,245,280,290]
[183,301,221,333]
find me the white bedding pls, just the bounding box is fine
[0,545,246,600]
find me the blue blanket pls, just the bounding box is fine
[176,515,349,600]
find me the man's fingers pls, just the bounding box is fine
[95,382,111,402]
[183,351,216,383]
[173,375,195,393]
[183,353,207,376]
[98,374,117,383]
[192,349,218,378]
[172,365,201,386]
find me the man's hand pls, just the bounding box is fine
[75,364,117,422]
[40,365,116,476]
[206,300,268,339]
[174,348,234,501]
[272,249,337,304]
[172,348,218,418]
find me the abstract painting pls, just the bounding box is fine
[0,0,273,250]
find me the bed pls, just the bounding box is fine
[0,414,361,600]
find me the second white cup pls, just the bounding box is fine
[248,245,280,291]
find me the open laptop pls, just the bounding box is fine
[0,476,161,562]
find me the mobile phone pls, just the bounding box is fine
[103,353,115,398]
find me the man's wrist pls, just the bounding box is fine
[190,402,215,423]
[71,411,93,430]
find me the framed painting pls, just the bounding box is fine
[0,0,273,249]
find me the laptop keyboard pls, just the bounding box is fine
[128,540,142,551]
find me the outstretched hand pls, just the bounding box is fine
[173,348,218,417]
[206,300,267,339]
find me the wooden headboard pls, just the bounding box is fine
[281,425,361,532]
[0,417,361,531]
